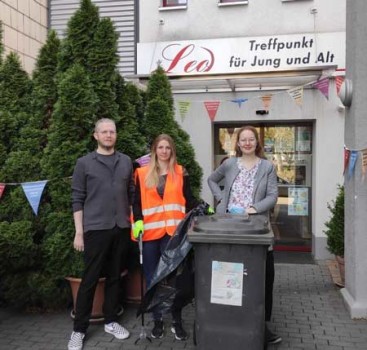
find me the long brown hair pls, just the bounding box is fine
[234,126,265,158]
[145,134,177,188]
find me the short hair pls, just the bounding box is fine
[94,118,116,132]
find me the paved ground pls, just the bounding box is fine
[1,260,367,350]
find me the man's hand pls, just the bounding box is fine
[133,220,144,239]
[73,232,84,251]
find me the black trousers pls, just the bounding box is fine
[74,226,130,333]
[265,250,275,322]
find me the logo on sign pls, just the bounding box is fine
[162,44,215,73]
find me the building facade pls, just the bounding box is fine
[49,0,137,76]
[0,0,48,73]
[137,0,346,259]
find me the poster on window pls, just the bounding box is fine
[296,127,311,152]
[211,261,244,306]
[288,187,308,216]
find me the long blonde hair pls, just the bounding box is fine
[145,134,178,188]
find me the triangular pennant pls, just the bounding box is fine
[135,154,151,167]
[231,98,248,108]
[261,95,272,110]
[344,148,350,175]
[312,78,330,100]
[21,180,48,215]
[362,149,367,180]
[348,151,358,178]
[287,87,304,106]
[178,101,191,122]
[204,101,220,122]
[335,76,345,95]
[0,183,5,199]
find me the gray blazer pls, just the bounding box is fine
[207,157,278,216]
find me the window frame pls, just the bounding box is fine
[218,0,249,7]
[162,0,187,7]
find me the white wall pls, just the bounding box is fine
[139,0,345,43]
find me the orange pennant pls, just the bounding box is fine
[335,76,345,95]
[261,95,272,111]
[344,148,350,175]
[362,149,367,180]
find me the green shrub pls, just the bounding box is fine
[324,185,344,256]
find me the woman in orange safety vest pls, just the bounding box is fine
[132,134,199,341]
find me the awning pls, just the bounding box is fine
[128,66,337,94]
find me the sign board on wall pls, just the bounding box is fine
[137,32,345,76]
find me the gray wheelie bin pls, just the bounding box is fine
[188,213,273,350]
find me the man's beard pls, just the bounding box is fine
[99,142,115,151]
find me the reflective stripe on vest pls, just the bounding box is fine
[144,219,183,231]
[142,204,186,216]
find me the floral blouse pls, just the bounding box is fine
[227,158,261,212]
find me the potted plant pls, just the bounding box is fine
[324,185,345,286]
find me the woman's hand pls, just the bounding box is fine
[246,206,257,214]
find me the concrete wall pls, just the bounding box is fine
[140,0,345,42]
[0,0,48,73]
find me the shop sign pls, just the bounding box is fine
[137,32,345,76]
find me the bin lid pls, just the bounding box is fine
[188,214,274,245]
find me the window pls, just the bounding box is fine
[162,0,187,7]
[218,0,249,6]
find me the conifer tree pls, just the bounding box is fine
[115,75,147,158]
[144,67,203,197]
[88,17,119,119]
[0,32,61,308]
[58,0,99,73]
[41,64,98,294]
[0,21,3,66]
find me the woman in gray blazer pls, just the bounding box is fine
[207,125,282,345]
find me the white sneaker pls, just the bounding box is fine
[68,331,85,350]
[104,322,130,340]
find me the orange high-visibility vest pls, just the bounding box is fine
[135,164,186,241]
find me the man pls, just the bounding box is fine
[68,118,134,350]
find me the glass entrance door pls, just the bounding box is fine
[214,123,313,251]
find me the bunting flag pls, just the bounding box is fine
[0,183,5,199]
[362,149,367,180]
[178,101,191,122]
[231,98,248,108]
[261,95,272,110]
[287,87,304,106]
[135,153,150,167]
[343,148,350,175]
[348,151,358,178]
[204,101,220,122]
[21,180,48,215]
[335,76,345,95]
[312,78,329,100]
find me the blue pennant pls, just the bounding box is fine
[231,98,248,108]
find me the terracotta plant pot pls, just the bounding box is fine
[66,277,106,322]
[335,255,345,286]
[124,267,146,304]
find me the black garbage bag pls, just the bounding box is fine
[137,201,210,317]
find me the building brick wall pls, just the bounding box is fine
[0,0,48,73]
